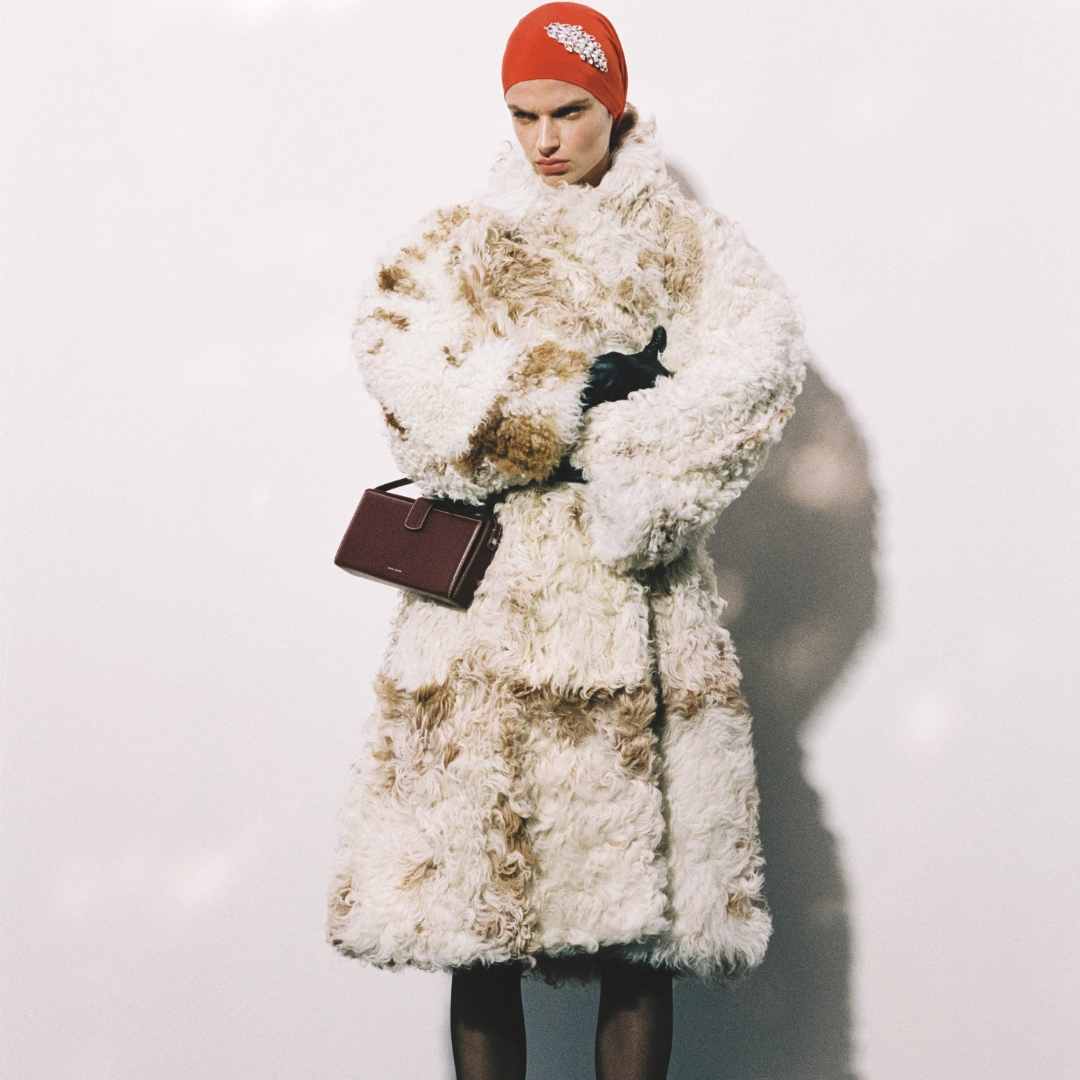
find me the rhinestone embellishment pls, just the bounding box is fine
[545,22,609,72]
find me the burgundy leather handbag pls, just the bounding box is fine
[334,479,502,609]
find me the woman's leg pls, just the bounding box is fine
[595,959,673,1080]
[450,963,527,1080]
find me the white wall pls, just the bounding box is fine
[2,2,1077,1078]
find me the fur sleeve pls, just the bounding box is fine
[574,210,808,571]
[353,206,591,503]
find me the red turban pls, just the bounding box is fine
[502,3,628,124]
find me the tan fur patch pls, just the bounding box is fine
[519,341,591,384]
[377,263,420,296]
[468,787,535,957]
[515,683,658,779]
[373,673,405,708]
[401,859,438,887]
[462,405,564,481]
[515,685,596,744]
[369,307,409,331]
[483,234,556,321]
[598,686,659,779]
[664,677,748,724]
[382,409,406,436]
[615,274,662,314]
[412,682,456,735]
[422,205,469,247]
[373,674,456,749]
[653,206,706,303]
[551,695,596,744]
[637,248,666,272]
[495,792,536,875]
[457,269,484,315]
[369,732,397,793]
[450,225,569,327]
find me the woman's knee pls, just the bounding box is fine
[451,962,524,1022]
[599,959,672,1007]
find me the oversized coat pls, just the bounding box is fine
[328,113,807,978]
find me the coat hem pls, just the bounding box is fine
[328,933,767,983]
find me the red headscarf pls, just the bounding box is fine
[502,3,628,125]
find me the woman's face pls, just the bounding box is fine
[505,80,613,187]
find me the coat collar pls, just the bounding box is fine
[481,108,669,223]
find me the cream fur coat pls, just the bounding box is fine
[328,114,807,977]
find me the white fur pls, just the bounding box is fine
[329,114,806,977]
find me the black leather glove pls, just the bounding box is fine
[581,326,671,411]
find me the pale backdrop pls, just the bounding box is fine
[2,2,1078,1078]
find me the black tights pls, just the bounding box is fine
[449,959,673,1080]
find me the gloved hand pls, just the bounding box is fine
[581,326,671,411]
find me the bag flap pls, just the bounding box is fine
[404,497,434,531]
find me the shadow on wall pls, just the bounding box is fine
[522,364,877,1079]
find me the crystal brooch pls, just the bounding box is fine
[545,22,609,73]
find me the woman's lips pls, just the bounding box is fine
[536,159,570,174]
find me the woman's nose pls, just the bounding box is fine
[536,117,560,156]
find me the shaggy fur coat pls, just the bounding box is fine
[328,113,807,977]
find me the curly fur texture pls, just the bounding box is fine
[330,113,806,977]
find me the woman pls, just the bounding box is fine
[329,5,807,1078]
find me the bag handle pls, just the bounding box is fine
[374,478,413,493]
[372,477,500,519]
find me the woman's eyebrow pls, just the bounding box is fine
[551,100,591,116]
[506,100,592,117]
